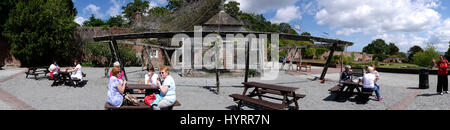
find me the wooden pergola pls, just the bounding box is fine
[93,31,353,82]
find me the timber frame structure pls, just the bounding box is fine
[93,31,353,82]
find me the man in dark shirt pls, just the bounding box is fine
[339,65,353,92]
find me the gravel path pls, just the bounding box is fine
[0,66,449,110]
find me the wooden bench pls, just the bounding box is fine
[25,67,50,79]
[352,68,365,77]
[258,89,306,100]
[328,85,342,92]
[229,94,285,110]
[105,100,181,110]
[230,82,304,110]
[298,62,311,72]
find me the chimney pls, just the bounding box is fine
[135,11,142,22]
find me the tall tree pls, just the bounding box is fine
[2,0,79,66]
[445,41,450,60]
[83,14,105,27]
[411,45,440,68]
[407,45,424,60]
[362,39,390,54]
[122,0,149,24]
[106,15,125,27]
[166,0,184,12]
[0,0,17,38]
[224,1,240,19]
[388,43,399,55]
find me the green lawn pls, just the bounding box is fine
[378,63,419,69]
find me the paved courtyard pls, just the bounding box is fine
[0,66,449,110]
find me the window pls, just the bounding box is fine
[151,49,158,58]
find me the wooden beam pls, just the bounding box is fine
[111,39,128,81]
[244,41,250,83]
[320,42,338,80]
[163,50,172,67]
[93,31,353,46]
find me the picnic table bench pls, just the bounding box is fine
[105,84,181,110]
[330,80,373,99]
[25,66,50,79]
[229,82,305,110]
[297,62,311,72]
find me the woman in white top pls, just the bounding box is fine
[144,65,159,95]
[362,66,382,101]
[65,60,83,81]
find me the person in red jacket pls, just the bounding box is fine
[432,55,449,95]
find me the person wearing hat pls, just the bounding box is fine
[339,65,353,92]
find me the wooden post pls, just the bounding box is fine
[244,41,250,83]
[111,39,128,81]
[320,42,337,80]
[288,48,298,71]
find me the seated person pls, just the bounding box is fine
[339,65,353,92]
[107,67,127,107]
[109,61,124,80]
[153,66,176,110]
[362,67,382,101]
[48,60,60,79]
[65,60,83,81]
[144,65,159,95]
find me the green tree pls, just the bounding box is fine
[148,7,169,16]
[362,39,390,54]
[224,1,240,19]
[0,0,17,37]
[411,45,440,68]
[445,41,450,60]
[122,0,149,23]
[407,45,424,60]
[166,0,184,12]
[300,32,311,36]
[388,43,399,55]
[278,23,298,34]
[2,0,78,66]
[106,15,125,27]
[83,14,105,27]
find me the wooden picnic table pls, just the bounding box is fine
[229,82,305,110]
[25,66,50,79]
[126,84,158,90]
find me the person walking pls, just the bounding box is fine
[432,55,449,95]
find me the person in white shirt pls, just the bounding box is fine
[65,60,83,81]
[144,65,159,95]
[49,60,60,78]
[153,66,176,110]
[362,66,382,101]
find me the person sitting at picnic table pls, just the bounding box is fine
[371,64,380,89]
[362,66,382,101]
[64,60,83,81]
[109,61,124,80]
[144,65,159,95]
[48,60,60,79]
[107,67,127,107]
[153,66,176,110]
[339,65,353,92]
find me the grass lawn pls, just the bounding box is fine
[378,63,419,69]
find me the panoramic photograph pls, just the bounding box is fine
[1,0,450,113]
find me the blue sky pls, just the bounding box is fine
[73,0,450,53]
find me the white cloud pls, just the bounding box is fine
[227,0,300,13]
[75,16,87,25]
[270,6,302,24]
[83,4,104,18]
[107,0,126,17]
[314,0,442,36]
[373,33,428,52]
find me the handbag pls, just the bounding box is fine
[123,93,139,106]
[144,94,156,106]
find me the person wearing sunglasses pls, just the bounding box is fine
[153,66,176,110]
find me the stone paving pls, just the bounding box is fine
[0,66,449,110]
